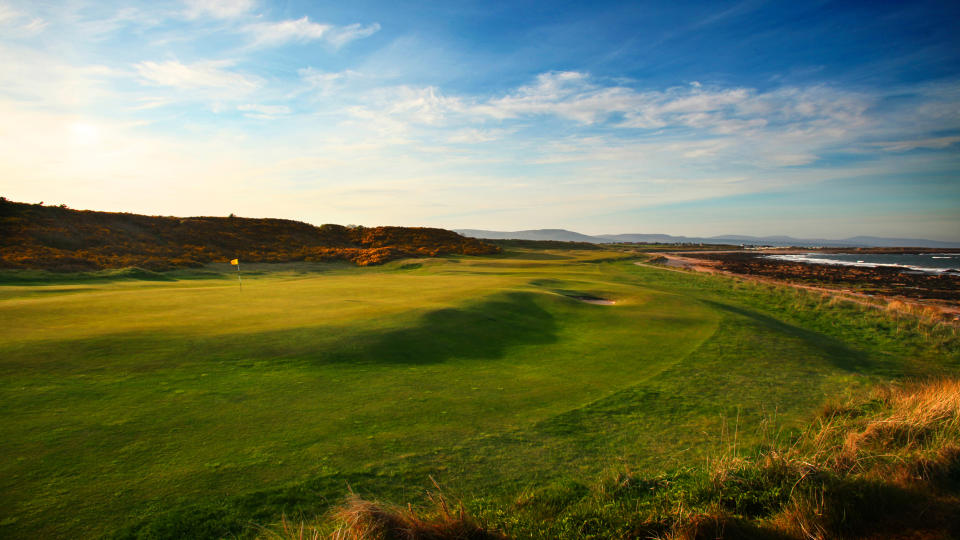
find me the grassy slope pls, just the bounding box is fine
[321,378,960,540]
[0,249,956,538]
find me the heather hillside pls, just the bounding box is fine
[0,199,498,271]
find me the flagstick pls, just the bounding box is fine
[236,261,242,289]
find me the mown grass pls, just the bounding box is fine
[0,248,956,538]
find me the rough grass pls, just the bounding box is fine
[259,490,506,540]
[282,378,959,539]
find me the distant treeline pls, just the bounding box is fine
[0,199,499,271]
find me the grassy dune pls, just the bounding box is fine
[0,249,956,538]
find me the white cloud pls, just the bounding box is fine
[296,67,361,94]
[472,71,621,123]
[131,97,175,110]
[135,60,259,90]
[246,16,379,48]
[238,103,290,119]
[342,86,467,129]
[247,16,330,45]
[435,72,873,145]
[326,72,877,173]
[446,128,513,144]
[0,3,18,24]
[383,86,464,125]
[763,152,818,166]
[875,135,960,152]
[325,22,381,48]
[183,0,255,19]
[0,43,120,108]
[0,3,46,34]
[22,16,46,32]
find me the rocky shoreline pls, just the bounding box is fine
[671,251,960,304]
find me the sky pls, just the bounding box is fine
[1,0,959,240]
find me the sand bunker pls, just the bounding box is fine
[579,298,616,305]
[566,295,615,305]
[548,287,617,305]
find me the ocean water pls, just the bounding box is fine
[763,253,960,275]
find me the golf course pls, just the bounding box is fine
[2,245,957,538]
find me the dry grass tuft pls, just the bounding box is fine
[259,514,323,540]
[841,379,960,463]
[329,486,505,540]
[663,509,791,540]
[885,299,956,326]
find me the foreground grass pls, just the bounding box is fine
[0,249,957,538]
[308,378,960,539]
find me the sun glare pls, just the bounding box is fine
[68,122,101,145]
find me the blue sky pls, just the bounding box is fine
[1,0,958,239]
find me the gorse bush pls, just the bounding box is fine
[0,199,499,271]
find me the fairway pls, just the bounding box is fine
[0,249,955,538]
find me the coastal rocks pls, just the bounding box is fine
[690,252,960,302]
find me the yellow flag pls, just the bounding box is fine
[230,258,239,265]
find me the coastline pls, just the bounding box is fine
[641,251,960,324]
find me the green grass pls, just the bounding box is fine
[460,378,960,540]
[0,248,956,538]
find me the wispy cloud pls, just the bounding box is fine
[0,3,18,23]
[874,135,960,152]
[183,0,256,19]
[466,72,870,141]
[237,103,290,119]
[0,43,119,107]
[296,67,362,95]
[473,71,633,123]
[446,128,514,144]
[0,2,46,35]
[246,16,379,48]
[326,22,381,47]
[135,60,259,90]
[313,71,882,170]
[131,97,175,111]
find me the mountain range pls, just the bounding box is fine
[454,229,960,248]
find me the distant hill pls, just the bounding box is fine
[487,238,605,250]
[458,229,960,248]
[0,199,499,271]
[455,228,602,243]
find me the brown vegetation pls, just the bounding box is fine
[0,199,499,271]
[689,378,960,540]
[261,487,506,540]
[328,493,506,540]
[692,252,960,303]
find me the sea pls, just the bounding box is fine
[763,253,960,275]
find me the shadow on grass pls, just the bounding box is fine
[322,291,557,365]
[0,267,181,284]
[498,250,572,260]
[3,292,559,374]
[702,300,885,374]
